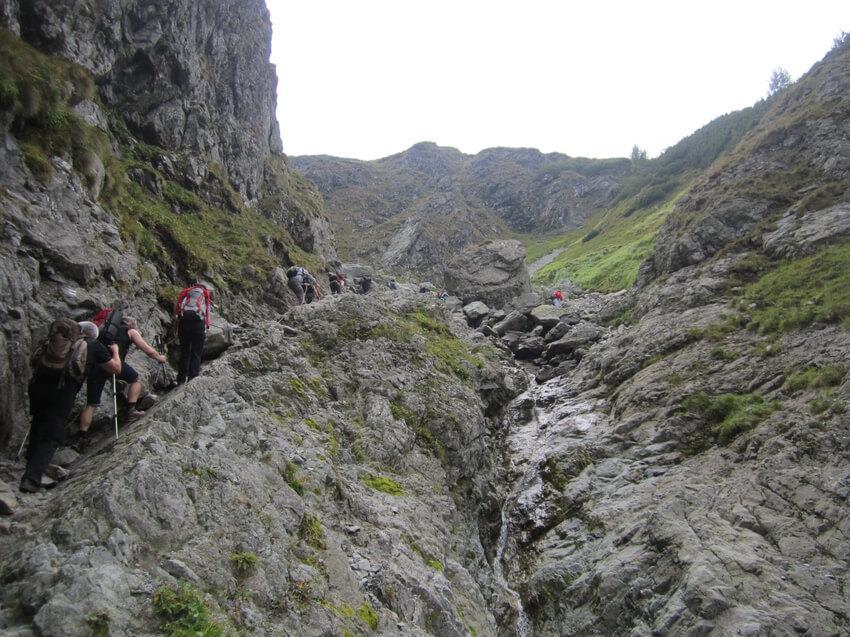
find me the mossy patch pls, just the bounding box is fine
[282,461,305,496]
[681,391,780,446]
[360,473,404,496]
[152,582,228,636]
[0,31,110,187]
[229,551,260,576]
[784,364,846,393]
[299,514,327,550]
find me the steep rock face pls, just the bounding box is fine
[643,40,850,281]
[0,294,520,636]
[294,143,629,279]
[0,10,335,450]
[0,133,158,450]
[19,0,281,202]
[443,240,533,308]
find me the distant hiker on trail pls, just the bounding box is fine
[80,312,166,432]
[328,271,345,295]
[304,275,321,304]
[20,320,120,493]
[552,289,564,308]
[175,282,212,385]
[287,266,317,305]
[437,289,449,300]
[387,278,398,290]
[356,275,372,294]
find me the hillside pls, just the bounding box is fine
[1,4,850,637]
[294,143,630,278]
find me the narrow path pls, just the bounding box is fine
[527,247,564,276]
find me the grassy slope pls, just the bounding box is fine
[523,97,774,291]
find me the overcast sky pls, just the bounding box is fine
[268,1,848,161]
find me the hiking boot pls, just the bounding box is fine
[125,409,146,423]
[19,477,42,493]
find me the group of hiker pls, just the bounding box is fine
[19,282,213,493]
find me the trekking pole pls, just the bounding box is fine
[17,430,28,459]
[112,374,119,440]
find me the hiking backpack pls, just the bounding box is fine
[178,286,209,321]
[94,308,124,346]
[36,318,88,386]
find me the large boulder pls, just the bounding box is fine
[443,240,532,309]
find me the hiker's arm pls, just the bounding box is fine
[129,329,167,363]
[100,344,122,375]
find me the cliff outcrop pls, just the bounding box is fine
[0,3,335,450]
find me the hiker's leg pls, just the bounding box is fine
[80,371,107,431]
[177,320,191,384]
[79,405,96,432]
[127,379,142,404]
[24,383,75,485]
[118,364,141,420]
[188,324,205,380]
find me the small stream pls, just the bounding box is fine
[492,371,603,636]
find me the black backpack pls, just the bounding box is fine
[97,308,124,346]
[35,318,88,386]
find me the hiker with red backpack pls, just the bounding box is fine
[175,282,212,384]
[79,310,166,433]
[20,320,120,493]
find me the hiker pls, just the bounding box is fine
[79,313,166,431]
[357,275,372,294]
[304,275,321,304]
[387,278,398,290]
[286,266,316,305]
[328,271,345,295]
[20,320,120,492]
[551,289,564,308]
[175,282,212,384]
[437,289,449,300]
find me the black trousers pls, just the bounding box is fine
[24,375,80,484]
[177,317,206,383]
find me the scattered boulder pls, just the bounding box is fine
[443,240,532,308]
[545,321,603,359]
[202,316,235,359]
[529,304,562,331]
[494,311,531,337]
[463,301,490,327]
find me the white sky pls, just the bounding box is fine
[268,1,849,160]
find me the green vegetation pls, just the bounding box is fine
[740,242,850,334]
[0,30,110,187]
[152,582,227,637]
[406,536,444,572]
[229,551,260,575]
[784,364,846,393]
[333,309,484,381]
[390,398,447,461]
[322,600,379,632]
[809,393,846,416]
[85,610,111,637]
[533,196,676,291]
[358,602,379,630]
[299,514,327,549]
[526,99,771,292]
[360,473,404,496]
[681,391,780,445]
